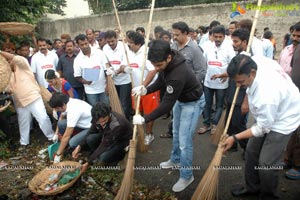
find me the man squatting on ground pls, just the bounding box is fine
[223,54,300,199]
[132,40,202,192]
[72,102,133,166]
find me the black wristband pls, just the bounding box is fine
[232,135,238,142]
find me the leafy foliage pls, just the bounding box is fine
[0,0,67,24]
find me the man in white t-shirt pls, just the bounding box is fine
[49,93,92,163]
[103,30,132,120]
[73,34,109,106]
[125,31,158,145]
[31,38,58,87]
[198,25,235,134]
[86,28,99,50]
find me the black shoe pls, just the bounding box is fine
[231,186,259,197]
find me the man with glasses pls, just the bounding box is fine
[72,102,132,166]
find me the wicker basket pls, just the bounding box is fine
[28,161,83,196]
[39,86,53,115]
[0,54,12,92]
[0,22,35,36]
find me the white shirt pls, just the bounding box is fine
[65,98,92,129]
[261,39,274,59]
[31,50,58,87]
[122,45,156,87]
[73,48,107,94]
[103,41,131,85]
[251,37,264,56]
[248,56,300,137]
[203,40,235,89]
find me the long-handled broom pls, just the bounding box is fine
[114,1,156,199]
[210,110,226,145]
[112,0,148,152]
[191,0,263,199]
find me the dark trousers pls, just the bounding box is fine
[86,133,127,164]
[245,131,291,197]
[115,83,132,120]
[284,128,300,167]
[203,86,226,126]
[226,103,248,150]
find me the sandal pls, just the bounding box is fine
[197,126,211,135]
[210,125,217,135]
[160,132,173,138]
[285,168,300,180]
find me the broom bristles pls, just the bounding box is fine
[211,110,226,145]
[137,125,148,152]
[114,140,137,200]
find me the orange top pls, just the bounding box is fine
[9,55,41,107]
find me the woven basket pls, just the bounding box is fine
[0,54,12,92]
[28,161,83,196]
[39,86,53,115]
[0,22,35,36]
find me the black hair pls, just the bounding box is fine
[75,34,88,44]
[65,40,75,45]
[230,21,238,26]
[237,19,252,32]
[231,28,250,43]
[86,28,95,33]
[20,40,30,47]
[263,31,273,39]
[154,26,164,33]
[212,25,226,35]
[48,92,70,108]
[37,38,47,43]
[91,102,112,122]
[293,22,300,32]
[209,20,221,29]
[172,21,189,34]
[148,40,171,63]
[159,30,171,40]
[136,27,145,33]
[227,54,257,79]
[127,31,145,45]
[44,69,57,79]
[46,39,52,46]
[105,30,117,39]
[53,38,62,44]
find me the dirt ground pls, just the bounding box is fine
[0,113,299,200]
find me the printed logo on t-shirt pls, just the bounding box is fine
[166,85,174,94]
[130,63,139,68]
[92,66,101,69]
[110,60,121,65]
[41,64,54,69]
[208,61,222,67]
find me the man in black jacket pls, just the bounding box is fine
[72,102,132,166]
[132,40,203,192]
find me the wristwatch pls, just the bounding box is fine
[232,135,238,142]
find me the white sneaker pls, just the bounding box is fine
[144,134,154,145]
[172,176,194,192]
[160,160,180,169]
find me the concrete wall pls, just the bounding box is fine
[37,0,300,52]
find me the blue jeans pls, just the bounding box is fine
[57,119,89,148]
[170,98,200,180]
[115,83,132,120]
[86,92,109,106]
[203,86,226,126]
[198,93,206,117]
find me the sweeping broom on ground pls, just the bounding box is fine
[191,0,263,199]
[210,110,226,145]
[114,0,156,199]
[112,0,148,152]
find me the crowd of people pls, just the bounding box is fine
[0,18,300,199]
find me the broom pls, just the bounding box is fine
[191,0,263,199]
[114,0,156,199]
[210,110,226,145]
[112,0,148,152]
[105,62,124,116]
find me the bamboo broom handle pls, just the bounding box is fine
[222,0,263,138]
[112,0,133,84]
[132,0,156,140]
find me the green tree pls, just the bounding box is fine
[0,0,67,24]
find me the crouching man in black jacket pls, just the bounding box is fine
[72,102,132,166]
[132,40,203,192]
